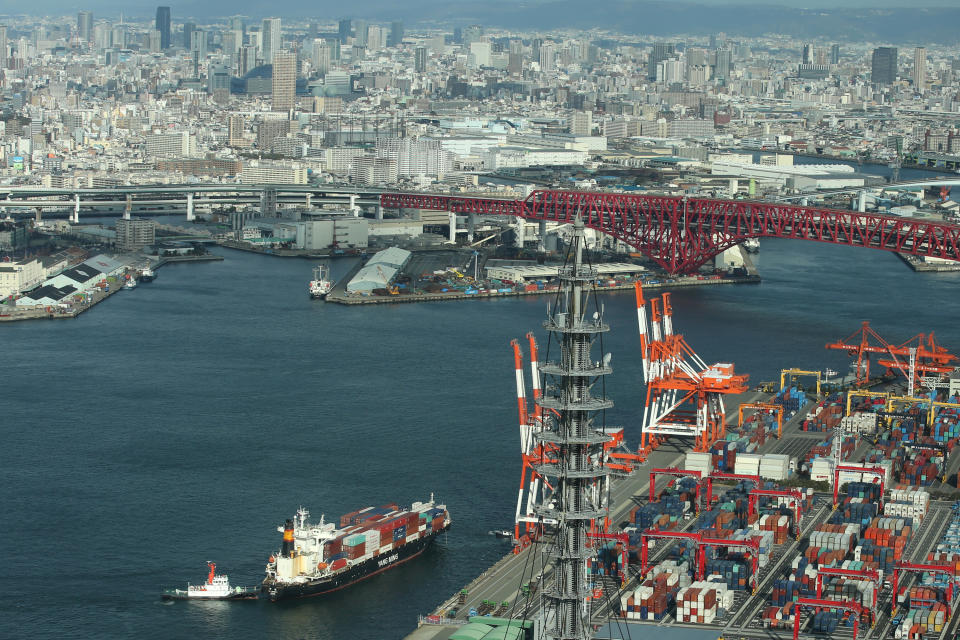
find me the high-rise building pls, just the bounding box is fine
[77,11,93,42]
[239,44,257,76]
[229,16,244,33]
[389,21,403,47]
[272,52,296,112]
[802,44,814,65]
[648,42,675,80]
[190,30,208,58]
[914,47,927,92]
[183,22,196,49]
[539,43,555,74]
[262,18,281,64]
[155,6,171,49]
[312,39,330,74]
[353,19,367,46]
[228,115,245,147]
[830,44,840,65]
[872,47,898,85]
[714,48,732,81]
[116,218,156,251]
[0,25,7,67]
[338,19,351,44]
[414,46,427,73]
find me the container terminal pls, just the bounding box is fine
[404,222,960,640]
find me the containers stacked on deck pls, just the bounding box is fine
[675,580,734,623]
[775,386,805,413]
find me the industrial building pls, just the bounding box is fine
[484,262,645,283]
[346,247,411,293]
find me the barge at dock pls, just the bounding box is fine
[262,496,451,601]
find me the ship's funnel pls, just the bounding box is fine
[282,519,295,557]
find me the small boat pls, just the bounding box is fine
[124,277,137,290]
[489,529,513,539]
[309,265,335,299]
[162,562,259,601]
[140,266,155,282]
[743,238,760,254]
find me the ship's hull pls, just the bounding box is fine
[263,524,449,601]
[161,590,258,601]
[141,274,155,282]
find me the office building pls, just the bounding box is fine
[262,17,281,63]
[183,22,195,49]
[0,25,7,66]
[272,52,296,112]
[228,115,245,147]
[830,44,840,65]
[155,6,171,50]
[312,39,331,74]
[77,11,93,42]
[714,49,732,81]
[239,44,257,76]
[190,30,208,59]
[389,21,403,47]
[353,19,367,46]
[415,46,427,73]
[914,47,927,92]
[539,43,556,74]
[872,47,898,85]
[338,19,351,44]
[648,42,675,80]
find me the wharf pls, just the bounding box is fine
[216,238,362,259]
[896,252,960,272]
[404,389,784,639]
[0,253,222,323]
[327,274,760,306]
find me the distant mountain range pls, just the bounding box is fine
[16,1,960,44]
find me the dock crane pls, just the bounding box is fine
[891,561,958,616]
[704,472,762,506]
[747,488,805,539]
[833,464,886,509]
[648,468,703,513]
[635,282,748,455]
[815,567,881,620]
[792,598,867,640]
[825,321,958,392]
[780,369,822,396]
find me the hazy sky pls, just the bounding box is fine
[4,0,959,19]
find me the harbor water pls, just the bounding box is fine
[2,238,960,639]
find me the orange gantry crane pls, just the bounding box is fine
[510,333,634,542]
[825,321,958,393]
[635,282,749,456]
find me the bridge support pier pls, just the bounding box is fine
[186,193,195,222]
[375,205,383,221]
[72,193,80,224]
[538,220,546,252]
[305,193,312,210]
[515,218,524,248]
[448,212,457,243]
[800,197,809,207]
[124,194,132,220]
[35,207,42,224]
[857,191,867,213]
[468,213,475,243]
[349,194,358,216]
[729,179,739,195]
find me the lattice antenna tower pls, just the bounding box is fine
[535,217,611,640]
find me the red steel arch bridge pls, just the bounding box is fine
[380,189,960,275]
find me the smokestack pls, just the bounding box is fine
[282,519,294,557]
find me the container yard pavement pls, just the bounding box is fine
[405,389,787,639]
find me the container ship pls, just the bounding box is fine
[261,495,450,601]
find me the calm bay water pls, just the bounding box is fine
[2,237,959,639]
